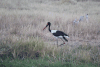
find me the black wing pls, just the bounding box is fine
[52,31,68,37]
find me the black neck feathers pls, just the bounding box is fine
[48,24,51,32]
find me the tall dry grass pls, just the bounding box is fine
[0,0,100,66]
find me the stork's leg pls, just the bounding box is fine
[60,38,65,46]
[56,38,58,47]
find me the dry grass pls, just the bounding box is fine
[0,0,100,41]
[0,0,100,65]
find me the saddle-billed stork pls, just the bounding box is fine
[43,22,69,46]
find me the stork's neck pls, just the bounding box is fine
[48,25,51,32]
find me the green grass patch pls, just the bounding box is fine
[0,58,98,67]
[0,38,100,67]
[11,38,45,59]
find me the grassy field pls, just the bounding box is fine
[0,0,100,67]
[0,58,98,67]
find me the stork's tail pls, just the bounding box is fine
[63,37,68,42]
[64,33,69,38]
[65,36,69,38]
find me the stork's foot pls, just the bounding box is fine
[59,43,65,46]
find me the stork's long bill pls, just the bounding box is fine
[43,24,48,30]
[43,27,46,30]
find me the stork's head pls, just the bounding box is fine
[43,22,51,30]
